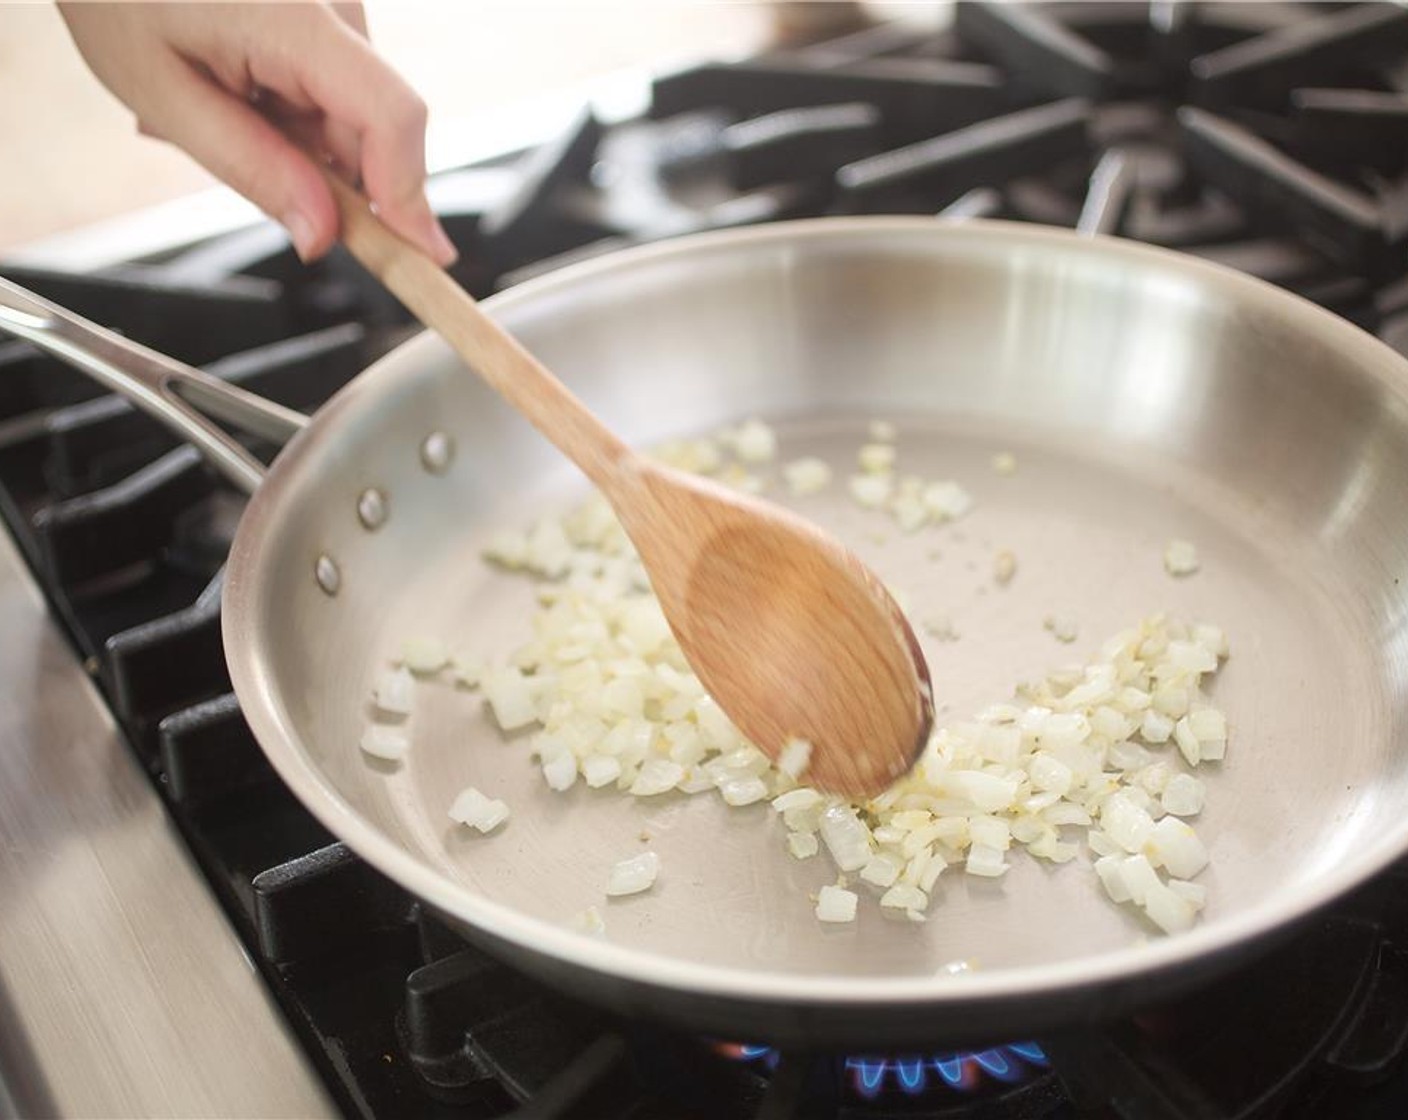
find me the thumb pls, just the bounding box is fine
[141,61,337,260]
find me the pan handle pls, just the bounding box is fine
[0,275,308,495]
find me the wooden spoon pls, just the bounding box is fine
[325,175,933,798]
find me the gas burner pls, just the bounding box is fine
[720,1039,1052,1101]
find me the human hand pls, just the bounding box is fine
[59,1,456,265]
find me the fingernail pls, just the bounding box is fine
[282,210,317,262]
[423,213,458,267]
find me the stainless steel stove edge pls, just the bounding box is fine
[0,525,334,1119]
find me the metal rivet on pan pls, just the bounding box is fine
[357,487,388,530]
[420,431,454,474]
[314,554,341,596]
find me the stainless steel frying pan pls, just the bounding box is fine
[4,218,1408,1048]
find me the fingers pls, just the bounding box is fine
[143,59,339,261]
[280,17,456,265]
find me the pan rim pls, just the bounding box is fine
[224,215,1408,1010]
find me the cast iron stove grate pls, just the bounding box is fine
[3,3,1408,1117]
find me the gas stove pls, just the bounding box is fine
[3,4,1408,1118]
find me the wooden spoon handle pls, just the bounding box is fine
[321,171,630,488]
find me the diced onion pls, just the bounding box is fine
[1143,881,1196,933]
[372,667,415,716]
[1146,816,1209,879]
[542,752,578,791]
[360,724,408,762]
[777,738,813,780]
[453,425,1232,935]
[606,851,660,896]
[630,758,684,796]
[1163,539,1200,576]
[1161,774,1205,817]
[729,418,777,463]
[448,787,510,833]
[860,853,904,888]
[820,804,873,872]
[966,844,1009,878]
[783,457,831,496]
[848,473,893,508]
[402,637,449,675]
[816,885,858,923]
[858,443,897,474]
[880,883,928,910]
[583,755,622,788]
[721,776,769,806]
[787,832,819,859]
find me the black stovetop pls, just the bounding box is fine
[3,4,1408,1117]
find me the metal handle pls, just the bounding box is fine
[0,276,308,494]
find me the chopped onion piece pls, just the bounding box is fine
[992,451,1017,475]
[449,787,510,833]
[880,883,928,910]
[860,853,904,888]
[360,724,408,762]
[858,443,897,474]
[820,804,873,871]
[783,457,831,496]
[966,844,1009,878]
[777,738,813,780]
[1161,774,1205,817]
[848,473,893,508]
[630,758,684,796]
[787,832,819,859]
[721,776,769,806]
[1173,717,1201,767]
[1164,539,1200,576]
[1143,881,1197,933]
[922,481,972,521]
[1044,614,1079,643]
[869,419,897,442]
[816,885,858,923]
[924,614,959,642]
[582,755,622,788]
[1146,817,1209,879]
[1119,854,1161,906]
[772,787,822,813]
[606,851,660,896]
[1140,710,1174,744]
[993,550,1017,585]
[542,752,578,791]
[484,668,538,731]
[372,667,415,716]
[1101,793,1156,854]
[730,418,777,463]
[1095,855,1132,902]
[402,637,449,675]
[947,771,1020,813]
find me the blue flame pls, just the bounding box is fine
[724,1040,1048,1099]
[841,1042,1048,1099]
[934,1054,965,1086]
